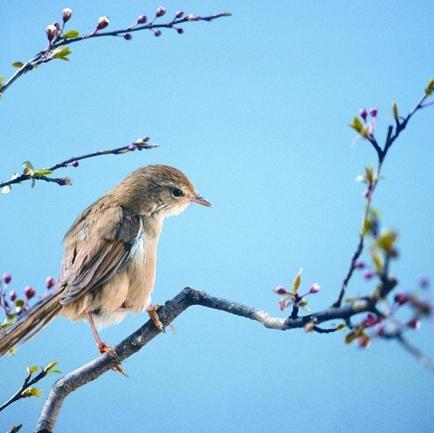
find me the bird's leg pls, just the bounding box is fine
[86,312,127,376]
[146,304,165,332]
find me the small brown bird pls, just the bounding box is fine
[0,165,210,360]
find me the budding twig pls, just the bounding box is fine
[334,89,433,308]
[0,138,157,193]
[0,362,59,413]
[0,10,231,95]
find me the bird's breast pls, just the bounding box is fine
[123,233,158,312]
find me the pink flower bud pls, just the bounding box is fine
[137,15,147,24]
[2,273,12,284]
[97,16,110,30]
[363,271,375,280]
[273,286,287,295]
[369,107,378,117]
[45,24,58,42]
[71,160,79,167]
[394,293,408,306]
[176,28,184,34]
[154,30,162,37]
[362,313,380,328]
[354,261,366,270]
[175,10,184,19]
[124,33,132,41]
[358,335,370,348]
[62,8,73,23]
[45,276,56,289]
[24,286,36,300]
[156,7,166,18]
[359,108,368,121]
[309,283,320,294]
[9,290,17,302]
[408,319,421,330]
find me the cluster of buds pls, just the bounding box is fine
[350,107,378,139]
[274,268,320,313]
[128,6,188,38]
[0,273,57,329]
[346,276,432,349]
[45,8,74,44]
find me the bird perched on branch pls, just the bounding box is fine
[0,165,211,368]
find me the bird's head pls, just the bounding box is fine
[114,164,211,217]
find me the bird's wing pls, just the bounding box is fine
[59,205,142,305]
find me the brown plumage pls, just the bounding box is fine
[0,165,210,357]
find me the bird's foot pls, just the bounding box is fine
[146,304,165,332]
[98,342,128,377]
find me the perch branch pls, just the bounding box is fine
[34,284,390,432]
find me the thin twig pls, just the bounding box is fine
[0,12,230,95]
[0,139,157,191]
[0,368,48,412]
[333,92,432,307]
[6,425,22,433]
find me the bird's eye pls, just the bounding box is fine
[172,188,184,198]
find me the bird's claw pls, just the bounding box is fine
[98,342,128,377]
[147,304,165,332]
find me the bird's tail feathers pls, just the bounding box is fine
[0,290,64,357]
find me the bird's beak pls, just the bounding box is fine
[191,195,212,207]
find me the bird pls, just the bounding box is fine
[0,164,211,363]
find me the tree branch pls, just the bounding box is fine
[0,138,157,193]
[34,286,383,432]
[333,91,433,307]
[0,11,230,95]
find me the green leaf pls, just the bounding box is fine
[44,360,59,372]
[21,386,41,398]
[0,76,3,87]
[26,365,40,375]
[349,116,363,133]
[371,250,383,273]
[345,331,357,344]
[377,230,397,254]
[15,299,25,307]
[63,29,79,39]
[424,78,434,96]
[291,268,303,293]
[0,320,16,328]
[33,169,53,177]
[392,102,399,120]
[52,46,72,61]
[12,61,24,68]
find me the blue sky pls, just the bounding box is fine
[1,1,433,432]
